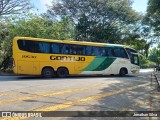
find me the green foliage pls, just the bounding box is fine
[47,0,152,57]
[140,57,156,68]
[47,0,140,43]
[149,47,158,63]
[0,13,74,68]
[146,0,160,34]
[148,46,160,66]
[9,14,74,40]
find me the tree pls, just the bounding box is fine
[146,0,160,34]
[47,0,140,43]
[0,13,75,71]
[0,0,32,16]
[148,45,160,68]
[10,14,74,40]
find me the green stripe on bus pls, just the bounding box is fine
[83,57,116,71]
[83,57,106,71]
[93,57,116,71]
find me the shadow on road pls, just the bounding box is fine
[66,73,160,119]
[0,74,136,81]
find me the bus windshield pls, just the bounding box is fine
[125,48,139,65]
[130,53,139,66]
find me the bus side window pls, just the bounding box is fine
[17,40,25,51]
[65,45,70,54]
[86,46,92,56]
[70,45,76,55]
[73,45,78,55]
[51,43,60,54]
[105,48,109,56]
[76,45,85,55]
[101,48,106,56]
[114,48,121,57]
[76,45,81,55]
[98,47,102,56]
[107,47,115,57]
[93,47,99,56]
[61,44,69,54]
[34,41,41,53]
[26,40,35,52]
[59,44,63,54]
[38,42,51,53]
[120,48,129,59]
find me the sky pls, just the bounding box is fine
[31,0,51,13]
[132,0,148,13]
[31,0,148,14]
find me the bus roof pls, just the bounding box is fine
[13,36,129,48]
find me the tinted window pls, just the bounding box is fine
[125,48,139,64]
[18,40,35,52]
[61,44,69,54]
[51,43,60,54]
[36,42,51,53]
[106,47,115,57]
[85,46,92,56]
[114,48,121,57]
[70,45,77,54]
[76,45,85,55]
[131,54,139,65]
[126,48,137,56]
[120,48,128,58]
[101,48,106,56]
[19,40,129,58]
[93,47,99,56]
[85,46,107,56]
[114,48,129,59]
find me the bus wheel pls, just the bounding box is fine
[42,67,54,78]
[119,68,126,76]
[57,67,69,78]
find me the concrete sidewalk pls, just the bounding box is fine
[140,68,154,73]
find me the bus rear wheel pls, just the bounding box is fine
[42,67,54,78]
[57,67,69,78]
[119,68,126,76]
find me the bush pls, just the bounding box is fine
[140,57,156,68]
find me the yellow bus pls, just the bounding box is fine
[12,37,140,78]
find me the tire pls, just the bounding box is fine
[42,67,54,78]
[119,68,126,76]
[57,67,69,78]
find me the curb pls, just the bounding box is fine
[153,72,160,91]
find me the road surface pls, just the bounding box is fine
[0,69,160,120]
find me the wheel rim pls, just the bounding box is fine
[122,70,125,74]
[58,68,68,78]
[42,68,54,78]
[121,69,125,75]
[60,70,65,75]
[46,71,51,76]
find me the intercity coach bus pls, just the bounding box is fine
[12,37,140,78]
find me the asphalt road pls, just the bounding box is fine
[0,69,160,120]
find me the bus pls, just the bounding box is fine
[12,37,140,78]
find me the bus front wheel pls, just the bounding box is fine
[119,68,126,76]
[57,67,69,78]
[42,67,54,78]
